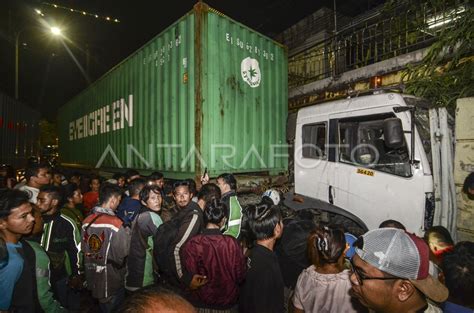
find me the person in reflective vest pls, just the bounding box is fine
[216,173,242,238]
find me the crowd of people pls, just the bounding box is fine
[0,163,473,313]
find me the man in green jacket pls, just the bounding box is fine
[23,207,67,312]
[37,185,82,311]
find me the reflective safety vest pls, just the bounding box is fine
[223,196,243,238]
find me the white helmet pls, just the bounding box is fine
[262,189,280,205]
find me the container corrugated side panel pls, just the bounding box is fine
[0,92,40,168]
[200,8,288,176]
[59,14,196,178]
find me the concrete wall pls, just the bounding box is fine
[455,97,474,242]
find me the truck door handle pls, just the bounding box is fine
[329,185,334,204]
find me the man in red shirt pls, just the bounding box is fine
[83,176,101,216]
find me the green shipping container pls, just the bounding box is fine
[58,3,288,179]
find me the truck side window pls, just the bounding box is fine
[302,123,327,159]
[337,116,411,177]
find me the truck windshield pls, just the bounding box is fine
[338,113,411,177]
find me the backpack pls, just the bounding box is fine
[152,208,198,278]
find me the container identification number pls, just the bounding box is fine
[225,33,274,61]
[142,34,183,67]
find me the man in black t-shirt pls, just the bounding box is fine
[239,203,284,313]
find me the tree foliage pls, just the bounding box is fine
[403,3,474,109]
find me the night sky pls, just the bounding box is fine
[0,0,383,120]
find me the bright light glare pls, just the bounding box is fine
[35,9,42,15]
[51,27,62,36]
[427,5,465,29]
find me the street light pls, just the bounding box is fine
[15,26,62,99]
[50,27,61,36]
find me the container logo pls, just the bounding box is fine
[68,95,134,141]
[241,57,261,88]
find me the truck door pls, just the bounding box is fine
[327,111,427,233]
[327,119,349,208]
[294,120,331,202]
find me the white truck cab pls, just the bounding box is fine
[285,92,437,235]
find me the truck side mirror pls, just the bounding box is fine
[384,118,404,149]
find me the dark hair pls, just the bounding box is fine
[113,172,126,180]
[241,196,278,244]
[185,179,197,195]
[25,163,49,181]
[69,172,82,180]
[308,225,346,266]
[259,196,275,207]
[424,225,454,246]
[0,189,30,218]
[140,185,162,203]
[441,242,474,307]
[239,196,281,247]
[246,203,282,240]
[379,219,406,230]
[463,172,474,194]
[98,183,123,205]
[173,180,190,193]
[204,199,225,225]
[117,286,195,313]
[89,175,101,184]
[217,173,237,191]
[51,169,63,177]
[239,208,254,248]
[63,183,80,202]
[149,172,164,181]
[197,183,221,205]
[128,178,147,197]
[454,241,474,255]
[39,185,62,203]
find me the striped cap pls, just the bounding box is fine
[355,228,448,303]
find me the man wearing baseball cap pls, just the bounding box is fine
[349,228,449,313]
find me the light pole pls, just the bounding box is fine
[14,26,62,100]
[14,30,23,100]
